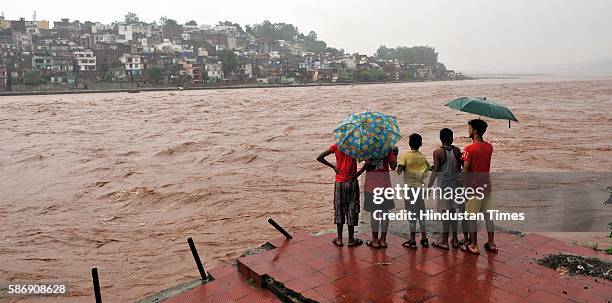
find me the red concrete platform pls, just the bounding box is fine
[163,265,281,303]
[234,232,611,303]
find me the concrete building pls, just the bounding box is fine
[120,54,142,76]
[205,62,223,82]
[117,25,133,43]
[74,51,96,71]
[32,53,53,71]
[214,25,237,32]
[235,63,252,80]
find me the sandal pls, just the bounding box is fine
[484,242,498,253]
[402,240,417,250]
[458,238,470,246]
[348,238,363,247]
[332,238,343,247]
[366,240,381,249]
[420,238,429,248]
[460,243,480,255]
[432,240,450,251]
[379,242,388,249]
[451,238,460,249]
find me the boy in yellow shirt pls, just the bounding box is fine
[397,133,430,249]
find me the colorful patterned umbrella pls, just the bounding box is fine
[334,112,401,161]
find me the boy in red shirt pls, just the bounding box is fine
[460,119,497,255]
[318,144,368,246]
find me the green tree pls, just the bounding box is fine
[326,47,343,56]
[125,12,139,24]
[356,69,386,82]
[147,67,163,82]
[23,71,47,85]
[217,50,237,77]
[307,31,317,41]
[337,70,354,82]
[164,18,179,27]
[374,45,440,66]
[185,20,197,26]
[252,21,298,41]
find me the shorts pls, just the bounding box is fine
[363,191,395,212]
[465,193,493,214]
[334,180,360,226]
[404,186,425,216]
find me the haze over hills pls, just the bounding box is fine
[468,58,612,76]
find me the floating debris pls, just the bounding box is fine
[538,253,611,281]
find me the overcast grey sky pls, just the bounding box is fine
[3,0,611,73]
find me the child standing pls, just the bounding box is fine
[317,143,368,247]
[397,133,430,249]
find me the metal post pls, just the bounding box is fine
[268,218,292,239]
[91,268,102,303]
[187,237,208,281]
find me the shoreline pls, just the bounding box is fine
[0,78,474,97]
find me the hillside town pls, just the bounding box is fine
[0,12,464,91]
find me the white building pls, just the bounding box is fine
[74,51,96,71]
[226,32,237,50]
[206,62,224,82]
[120,54,143,76]
[98,33,117,43]
[117,25,133,42]
[91,22,114,34]
[236,63,252,79]
[214,25,237,32]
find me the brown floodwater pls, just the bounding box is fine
[1,76,611,302]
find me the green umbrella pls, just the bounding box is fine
[445,97,518,127]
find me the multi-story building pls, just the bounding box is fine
[120,54,142,77]
[235,63,252,80]
[117,25,133,43]
[192,64,204,84]
[74,51,96,71]
[0,65,6,89]
[205,62,223,82]
[32,53,53,71]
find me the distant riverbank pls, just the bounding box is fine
[0,78,474,97]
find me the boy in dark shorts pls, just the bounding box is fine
[318,143,368,247]
[428,128,464,250]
